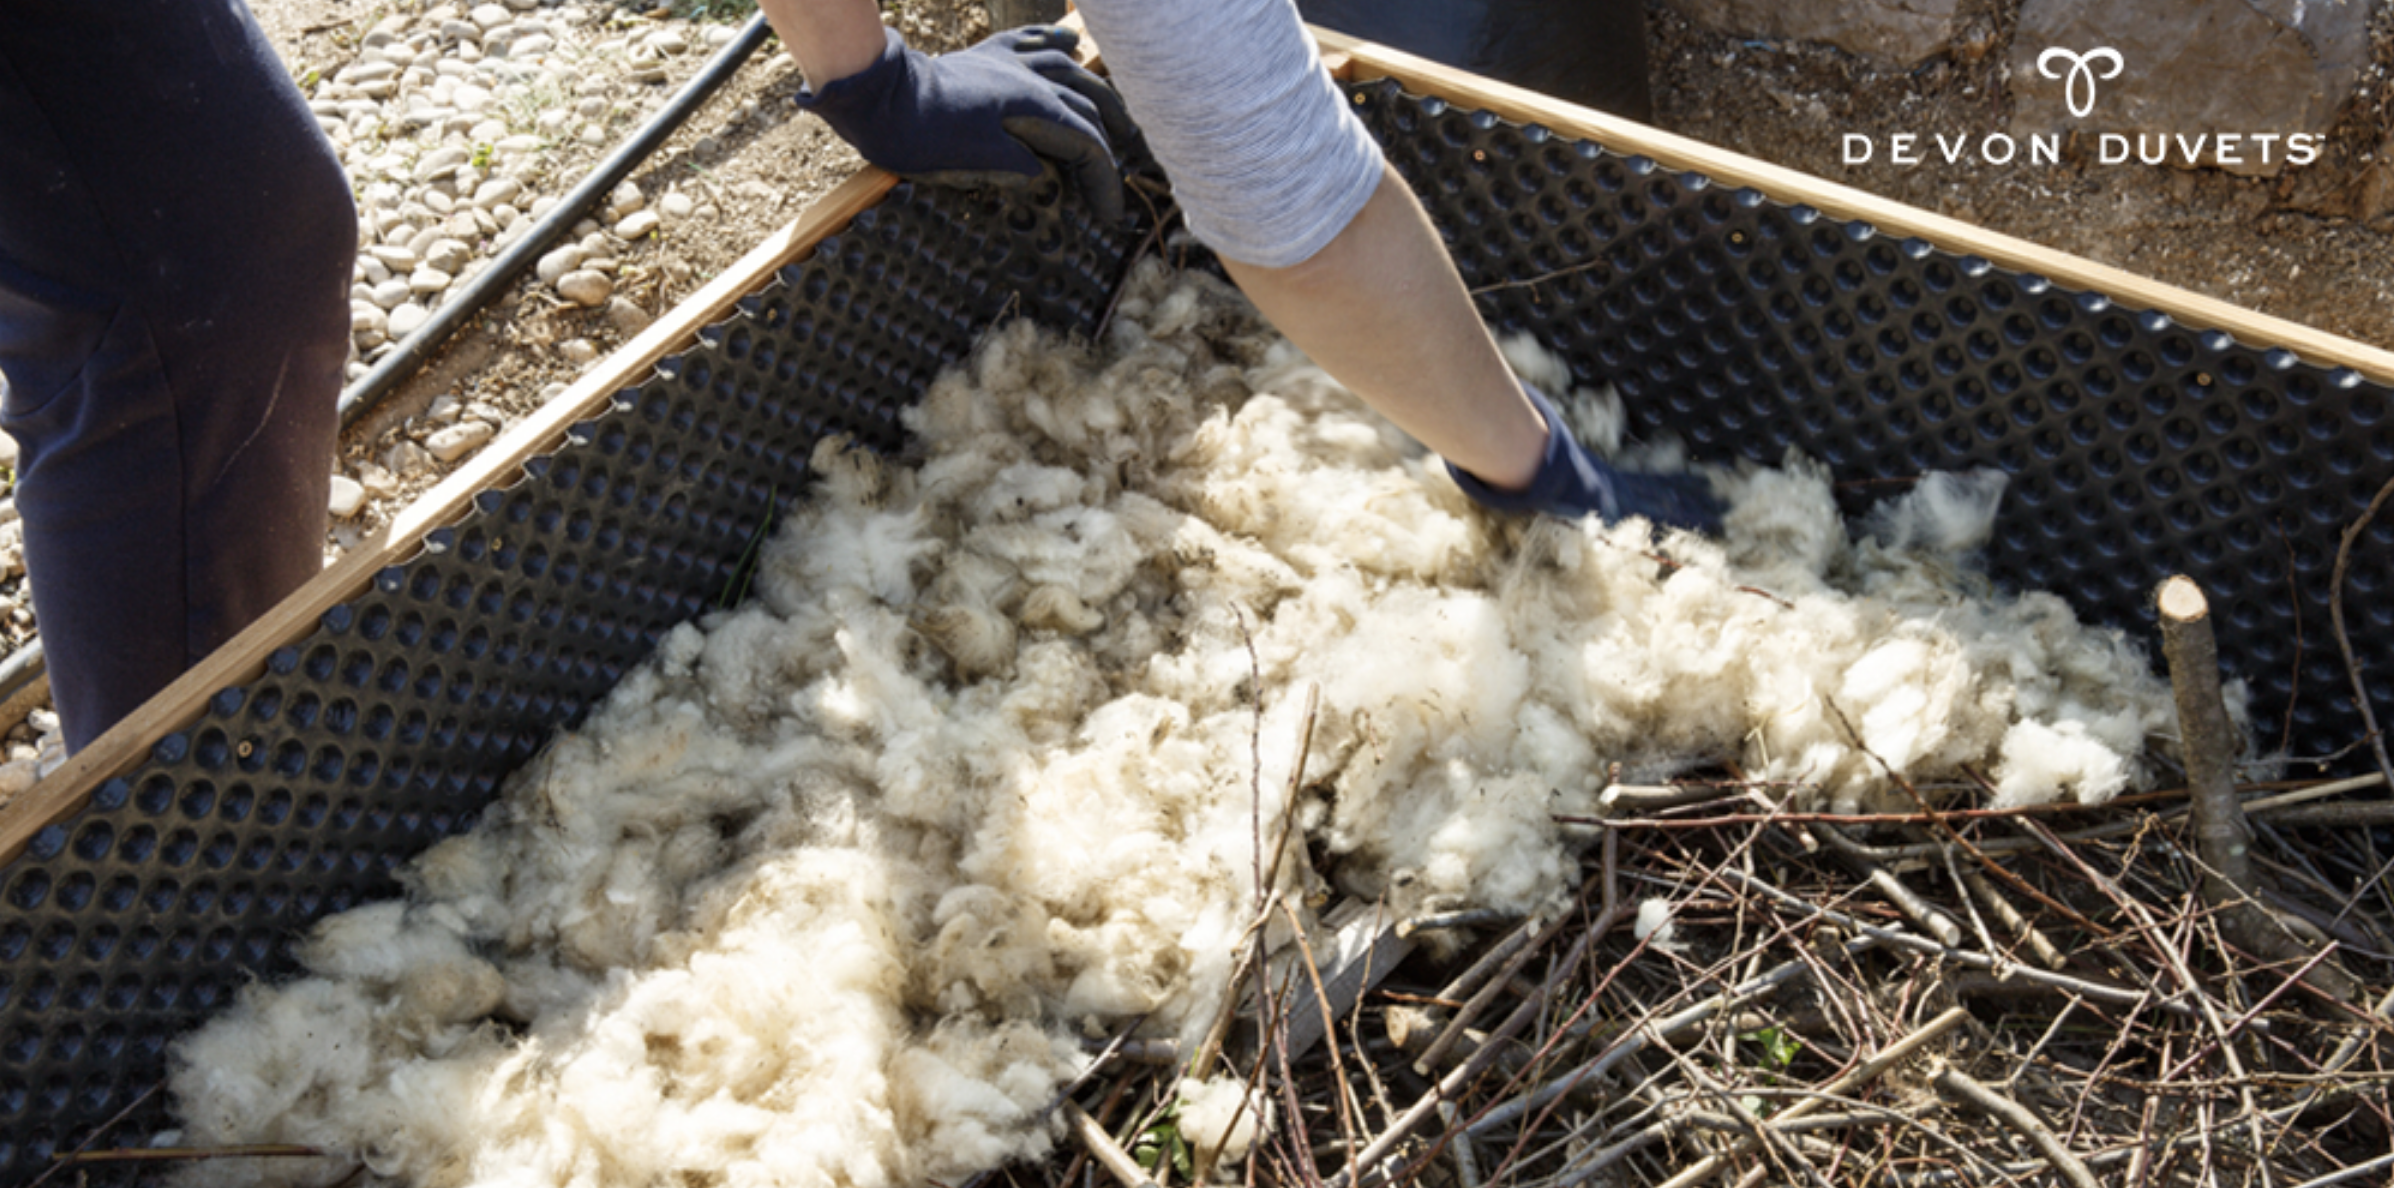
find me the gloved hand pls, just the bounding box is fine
[1447,384,1726,535]
[793,25,1140,225]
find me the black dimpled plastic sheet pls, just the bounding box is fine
[0,173,1151,1184]
[1351,79,2394,768]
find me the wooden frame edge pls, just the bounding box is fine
[0,168,899,868]
[1317,28,2394,387]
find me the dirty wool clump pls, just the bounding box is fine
[169,259,2195,1187]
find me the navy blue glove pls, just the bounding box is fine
[1448,384,1726,535]
[794,25,1139,224]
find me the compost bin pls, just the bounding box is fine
[1,30,2390,1183]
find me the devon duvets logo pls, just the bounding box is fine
[1841,42,2321,170]
[2035,46,2123,118]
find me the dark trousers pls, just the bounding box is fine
[0,0,356,751]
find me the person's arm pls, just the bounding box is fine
[1219,164,1545,490]
[1075,0,1720,531]
[756,0,885,88]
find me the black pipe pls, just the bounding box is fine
[336,10,775,428]
[0,14,777,727]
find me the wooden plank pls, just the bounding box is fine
[0,167,899,868]
[1316,28,2394,388]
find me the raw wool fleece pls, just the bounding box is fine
[169,259,2195,1186]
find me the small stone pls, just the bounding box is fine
[0,521,21,578]
[351,304,390,338]
[410,267,454,295]
[604,297,652,336]
[607,179,645,216]
[427,393,463,422]
[534,244,587,283]
[423,189,457,216]
[554,269,612,306]
[470,3,511,29]
[425,421,497,462]
[367,244,420,272]
[510,32,556,56]
[612,209,662,240]
[473,177,524,210]
[357,255,392,284]
[422,238,472,273]
[371,278,412,309]
[648,27,689,55]
[414,145,473,181]
[559,338,599,365]
[356,463,399,497]
[383,439,434,479]
[389,302,432,337]
[328,475,367,519]
[659,191,695,219]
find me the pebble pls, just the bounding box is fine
[613,209,661,240]
[659,191,695,219]
[366,244,420,272]
[535,244,588,283]
[422,238,472,273]
[425,421,497,462]
[559,338,599,365]
[606,179,644,216]
[356,463,400,498]
[389,302,432,337]
[555,269,612,306]
[328,475,367,519]
[410,267,454,295]
[370,278,412,308]
[604,297,652,336]
[384,440,435,479]
[473,177,524,210]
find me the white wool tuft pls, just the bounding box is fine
[1177,1075,1271,1172]
[1633,898,1684,953]
[1866,468,2009,554]
[170,261,2204,1186]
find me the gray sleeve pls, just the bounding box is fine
[1074,0,1385,269]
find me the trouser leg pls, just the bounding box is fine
[0,0,356,751]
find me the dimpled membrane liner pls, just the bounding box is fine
[0,173,1150,1182]
[1347,79,2391,764]
[4,80,2392,1182]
